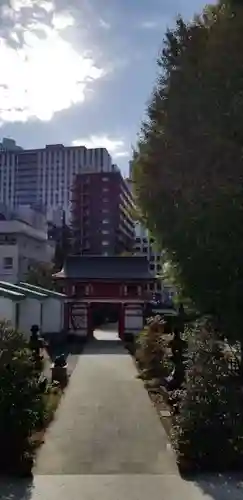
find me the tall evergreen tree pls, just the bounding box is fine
[132,2,243,347]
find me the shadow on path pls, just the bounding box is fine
[185,473,243,500]
[43,336,86,380]
[0,479,33,500]
[45,337,85,363]
[84,337,127,355]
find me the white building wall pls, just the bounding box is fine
[19,298,42,338]
[0,297,16,325]
[124,304,143,334]
[0,246,19,283]
[0,220,54,283]
[42,298,63,333]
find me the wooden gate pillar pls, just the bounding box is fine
[118,303,125,340]
[64,302,69,331]
[87,303,93,338]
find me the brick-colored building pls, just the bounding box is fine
[71,170,135,255]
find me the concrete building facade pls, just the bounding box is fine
[0,142,114,222]
[134,221,163,294]
[133,222,177,303]
[0,205,54,283]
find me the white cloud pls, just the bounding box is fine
[10,0,54,13]
[52,11,75,30]
[10,0,34,10]
[99,19,110,30]
[0,2,104,123]
[37,0,55,13]
[114,150,130,158]
[140,20,159,29]
[72,135,129,158]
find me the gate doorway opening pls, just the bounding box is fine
[90,302,123,340]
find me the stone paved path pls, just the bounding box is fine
[1,474,243,500]
[34,325,177,475]
[1,325,243,499]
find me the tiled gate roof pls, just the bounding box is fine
[54,255,153,281]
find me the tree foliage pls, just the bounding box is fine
[53,223,72,272]
[26,262,56,290]
[132,2,243,341]
[0,320,45,472]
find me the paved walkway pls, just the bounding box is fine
[1,474,243,500]
[34,325,177,475]
[1,325,243,499]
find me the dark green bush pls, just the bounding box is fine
[0,320,45,473]
[171,318,243,471]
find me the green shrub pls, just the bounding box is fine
[136,316,172,379]
[171,318,243,471]
[0,320,45,473]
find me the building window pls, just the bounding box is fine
[75,284,86,296]
[102,240,109,246]
[102,219,109,224]
[150,264,155,271]
[126,285,138,296]
[0,234,16,245]
[3,257,13,269]
[102,230,109,235]
[102,177,109,181]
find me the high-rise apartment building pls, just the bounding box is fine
[134,221,163,293]
[0,138,23,152]
[0,151,17,208]
[0,143,114,222]
[134,221,177,303]
[71,169,135,255]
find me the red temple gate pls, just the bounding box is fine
[55,256,154,339]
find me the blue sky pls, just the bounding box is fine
[0,0,211,175]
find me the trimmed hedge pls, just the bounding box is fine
[171,318,243,472]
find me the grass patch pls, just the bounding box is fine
[130,325,174,439]
[43,385,63,425]
[134,353,173,438]
[148,388,173,437]
[30,384,63,449]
